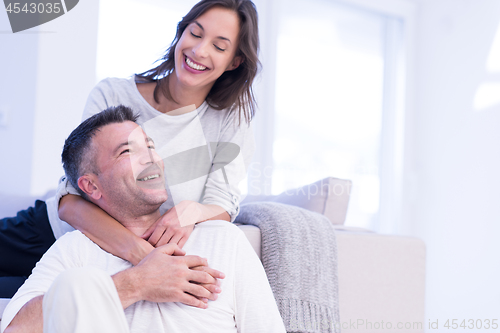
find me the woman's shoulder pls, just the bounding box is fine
[86,76,143,106]
[92,76,135,92]
[202,104,246,126]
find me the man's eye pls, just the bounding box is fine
[120,149,130,155]
[191,32,201,38]
[148,145,155,150]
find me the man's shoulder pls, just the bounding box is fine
[50,230,94,252]
[57,229,87,241]
[194,220,244,238]
[184,221,247,265]
[49,230,130,272]
[57,230,115,253]
[197,219,240,228]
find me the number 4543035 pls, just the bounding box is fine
[5,3,61,14]
[444,319,498,329]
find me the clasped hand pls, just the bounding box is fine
[135,201,223,309]
[141,200,201,248]
[130,244,224,309]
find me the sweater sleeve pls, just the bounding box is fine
[201,114,255,222]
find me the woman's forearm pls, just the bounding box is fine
[196,203,230,223]
[58,194,154,265]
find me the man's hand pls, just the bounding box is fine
[112,244,224,310]
[141,201,200,248]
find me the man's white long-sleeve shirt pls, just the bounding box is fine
[1,221,286,333]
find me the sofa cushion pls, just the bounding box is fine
[0,190,55,218]
[242,177,351,225]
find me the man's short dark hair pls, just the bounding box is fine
[62,105,139,198]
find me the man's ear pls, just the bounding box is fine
[77,175,102,201]
[226,56,243,71]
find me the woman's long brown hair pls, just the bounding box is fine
[137,0,261,125]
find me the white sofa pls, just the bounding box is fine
[0,178,426,332]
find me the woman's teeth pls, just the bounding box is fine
[186,56,207,71]
[138,174,160,181]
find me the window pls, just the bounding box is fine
[251,0,407,231]
[474,21,500,112]
[96,0,199,81]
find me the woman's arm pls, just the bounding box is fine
[201,112,256,223]
[141,201,230,248]
[197,202,231,222]
[59,195,154,265]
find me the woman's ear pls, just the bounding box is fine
[226,56,243,71]
[77,175,102,201]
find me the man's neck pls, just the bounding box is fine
[118,210,162,237]
[99,202,162,237]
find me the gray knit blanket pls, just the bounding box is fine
[235,202,340,333]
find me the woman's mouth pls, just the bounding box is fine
[185,56,208,71]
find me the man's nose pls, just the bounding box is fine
[138,147,157,165]
[139,148,161,164]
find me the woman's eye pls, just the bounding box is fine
[120,149,130,155]
[190,32,201,38]
[214,44,225,52]
[148,145,155,150]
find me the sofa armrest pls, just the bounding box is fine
[236,225,262,259]
[336,227,426,332]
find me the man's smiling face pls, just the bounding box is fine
[91,121,168,215]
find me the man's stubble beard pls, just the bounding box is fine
[103,181,167,220]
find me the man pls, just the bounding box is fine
[1,106,285,333]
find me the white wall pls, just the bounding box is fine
[0,9,38,195]
[0,1,99,196]
[407,0,500,328]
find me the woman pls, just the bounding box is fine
[57,0,260,266]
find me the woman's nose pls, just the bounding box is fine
[192,40,209,58]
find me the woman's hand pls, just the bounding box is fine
[141,200,202,248]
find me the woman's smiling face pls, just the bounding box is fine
[173,6,242,90]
